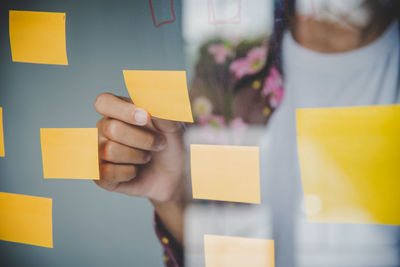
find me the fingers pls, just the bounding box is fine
[95,93,185,135]
[98,117,166,151]
[151,117,183,134]
[96,163,137,191]
[94,93,149,126]
[100,140,151,164]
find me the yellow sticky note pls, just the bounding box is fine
[0,107,4,157]
[297,105,400,225]
[9,10,68,65]
[123,70,193,122]
[0,192,53,248]
[40,128,99,179]
[190,144,260,204]
[204,235,275,267]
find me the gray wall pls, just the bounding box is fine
[0,0,184,266]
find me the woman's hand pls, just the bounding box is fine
[94,93,187,243]
[94,93,187,203]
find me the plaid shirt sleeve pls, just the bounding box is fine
[154,211,184,267]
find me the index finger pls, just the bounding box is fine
[94,93,149,126]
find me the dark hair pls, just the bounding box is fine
[233,0,295,93]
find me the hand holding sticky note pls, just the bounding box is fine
[9,10,68,65]
[204,235,275,267]
[40,128,99,179]
[0,192,53,248]
[190,144,260,204]
[123,70,193,122]
[297,105,400,225]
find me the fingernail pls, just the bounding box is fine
[135,108,148,125]
[154,136,166,151]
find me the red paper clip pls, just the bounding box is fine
[149,0,176,28]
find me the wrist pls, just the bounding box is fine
[150,198,187,245]
[151,198,187,217]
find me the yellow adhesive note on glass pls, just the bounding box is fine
[123,70,193,122]
[190,144,260,204]
[204,235,275,267]
[0,192,53,248]
[9,10,68,65]
[40,128,99,179]
[0,107,4,157]
[297,105,400,225]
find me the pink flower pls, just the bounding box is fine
[193,96,213,124]
[229,58,250,79]
[196,113,226,128]
[208,114,226,129]
[208,43,232,65]
[197,116,209,126]
[269,87,284,108]
[247,47,267,73]
[262,67,283,95]
[229,46,267,79]
[262,66,284,108]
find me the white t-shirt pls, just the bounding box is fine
[261,20,400,266]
